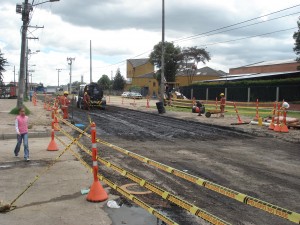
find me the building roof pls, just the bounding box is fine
[199,71,300,83]
[127,58,150,68]
[176,66,225,77]
[233,59,298,69]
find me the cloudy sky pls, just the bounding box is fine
[0,0,299,86]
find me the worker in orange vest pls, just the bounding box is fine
[83,92,90,110]
[61,91,70,119]
[220,93,226,117]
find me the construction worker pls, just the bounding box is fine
[61,91,70,119]
[83,92,90,110]
[220,93,226,117]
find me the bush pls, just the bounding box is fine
[10,106,31,115]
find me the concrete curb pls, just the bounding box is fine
[0,131,65,140]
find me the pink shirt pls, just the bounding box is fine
[15,115,29,134]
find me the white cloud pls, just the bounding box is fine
[1,0,299,86]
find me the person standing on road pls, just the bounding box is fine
[220,93,226,117]
[61,91,70,119]
[14,107,30,161]
[83,92,90,110]
[29,90,34,102]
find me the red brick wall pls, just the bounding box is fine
[229,62,300,75]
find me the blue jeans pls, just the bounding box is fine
[14,133,29,159]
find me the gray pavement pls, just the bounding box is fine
[0,137,112,225]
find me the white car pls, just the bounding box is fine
[121,92,130,98]
[130,92,142,99]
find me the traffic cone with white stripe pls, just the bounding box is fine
[86,122,108,202]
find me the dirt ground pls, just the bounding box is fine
[71,104,300,225]
[3,97,299,225]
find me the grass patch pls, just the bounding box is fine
[9,106,31,115]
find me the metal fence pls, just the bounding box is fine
[181,85,300,102]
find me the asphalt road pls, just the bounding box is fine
[71,105,300,225]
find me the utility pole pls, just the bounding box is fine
[90,40,92,83]
[56,68,62,87]
[13,66,16,84]
[160,0,166,112]
[16,0,31,108]
[67,57,75,94]
[16,0,53,108]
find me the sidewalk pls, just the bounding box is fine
[0,99,112,225]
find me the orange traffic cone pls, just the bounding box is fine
[280,109,289,133]
[146,96,150,108]
[86,123,108,202]
[47,129,59,151]
[255,99,259,120]
[273,103,281,132]
[233,102,243,124]
[268,102,276,130]
[53,116,60,131]
[87,180,108,202]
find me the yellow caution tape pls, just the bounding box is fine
[55,136,179,225]
[58,116,300,224]
[59,127,232,225]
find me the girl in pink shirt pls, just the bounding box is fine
[14,107,30,161]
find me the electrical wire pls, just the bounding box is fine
[174,3,300,43]
[175,11,300,43]
[92,5,300,70]
[196,27,297,47]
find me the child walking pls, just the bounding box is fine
[14,107,30,161]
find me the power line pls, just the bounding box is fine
[175,11,300,43]
[93,5,300,70]
[196,27,297,47]
[174,3,300,43]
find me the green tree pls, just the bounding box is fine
[293,17,300,63]
[150,41,182,83]
[181,46,211,85]
[72,81,85,91]
[97,74,111,90]
[112,69,125,91]
[0,50,8,84]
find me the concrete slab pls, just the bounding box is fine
[0,137,112,225]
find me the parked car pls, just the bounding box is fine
[130,92,142,99]
[121,92,130,98]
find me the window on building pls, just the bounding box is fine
[153,82,156,87]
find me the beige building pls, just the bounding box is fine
[126,58,224,96]
[126,58,159,97]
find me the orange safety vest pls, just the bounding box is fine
[61,96,70,108]
[220,97,226,107]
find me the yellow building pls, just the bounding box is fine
[126,59,225,96]
[126,58,159,97]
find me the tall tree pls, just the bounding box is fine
[71,81,85,91]
[112,69,125,91]
[150,41,182,83]
[97,74,111,90]
[293,17,300,63]
[181,47,211,85]
[0,50,7,84]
